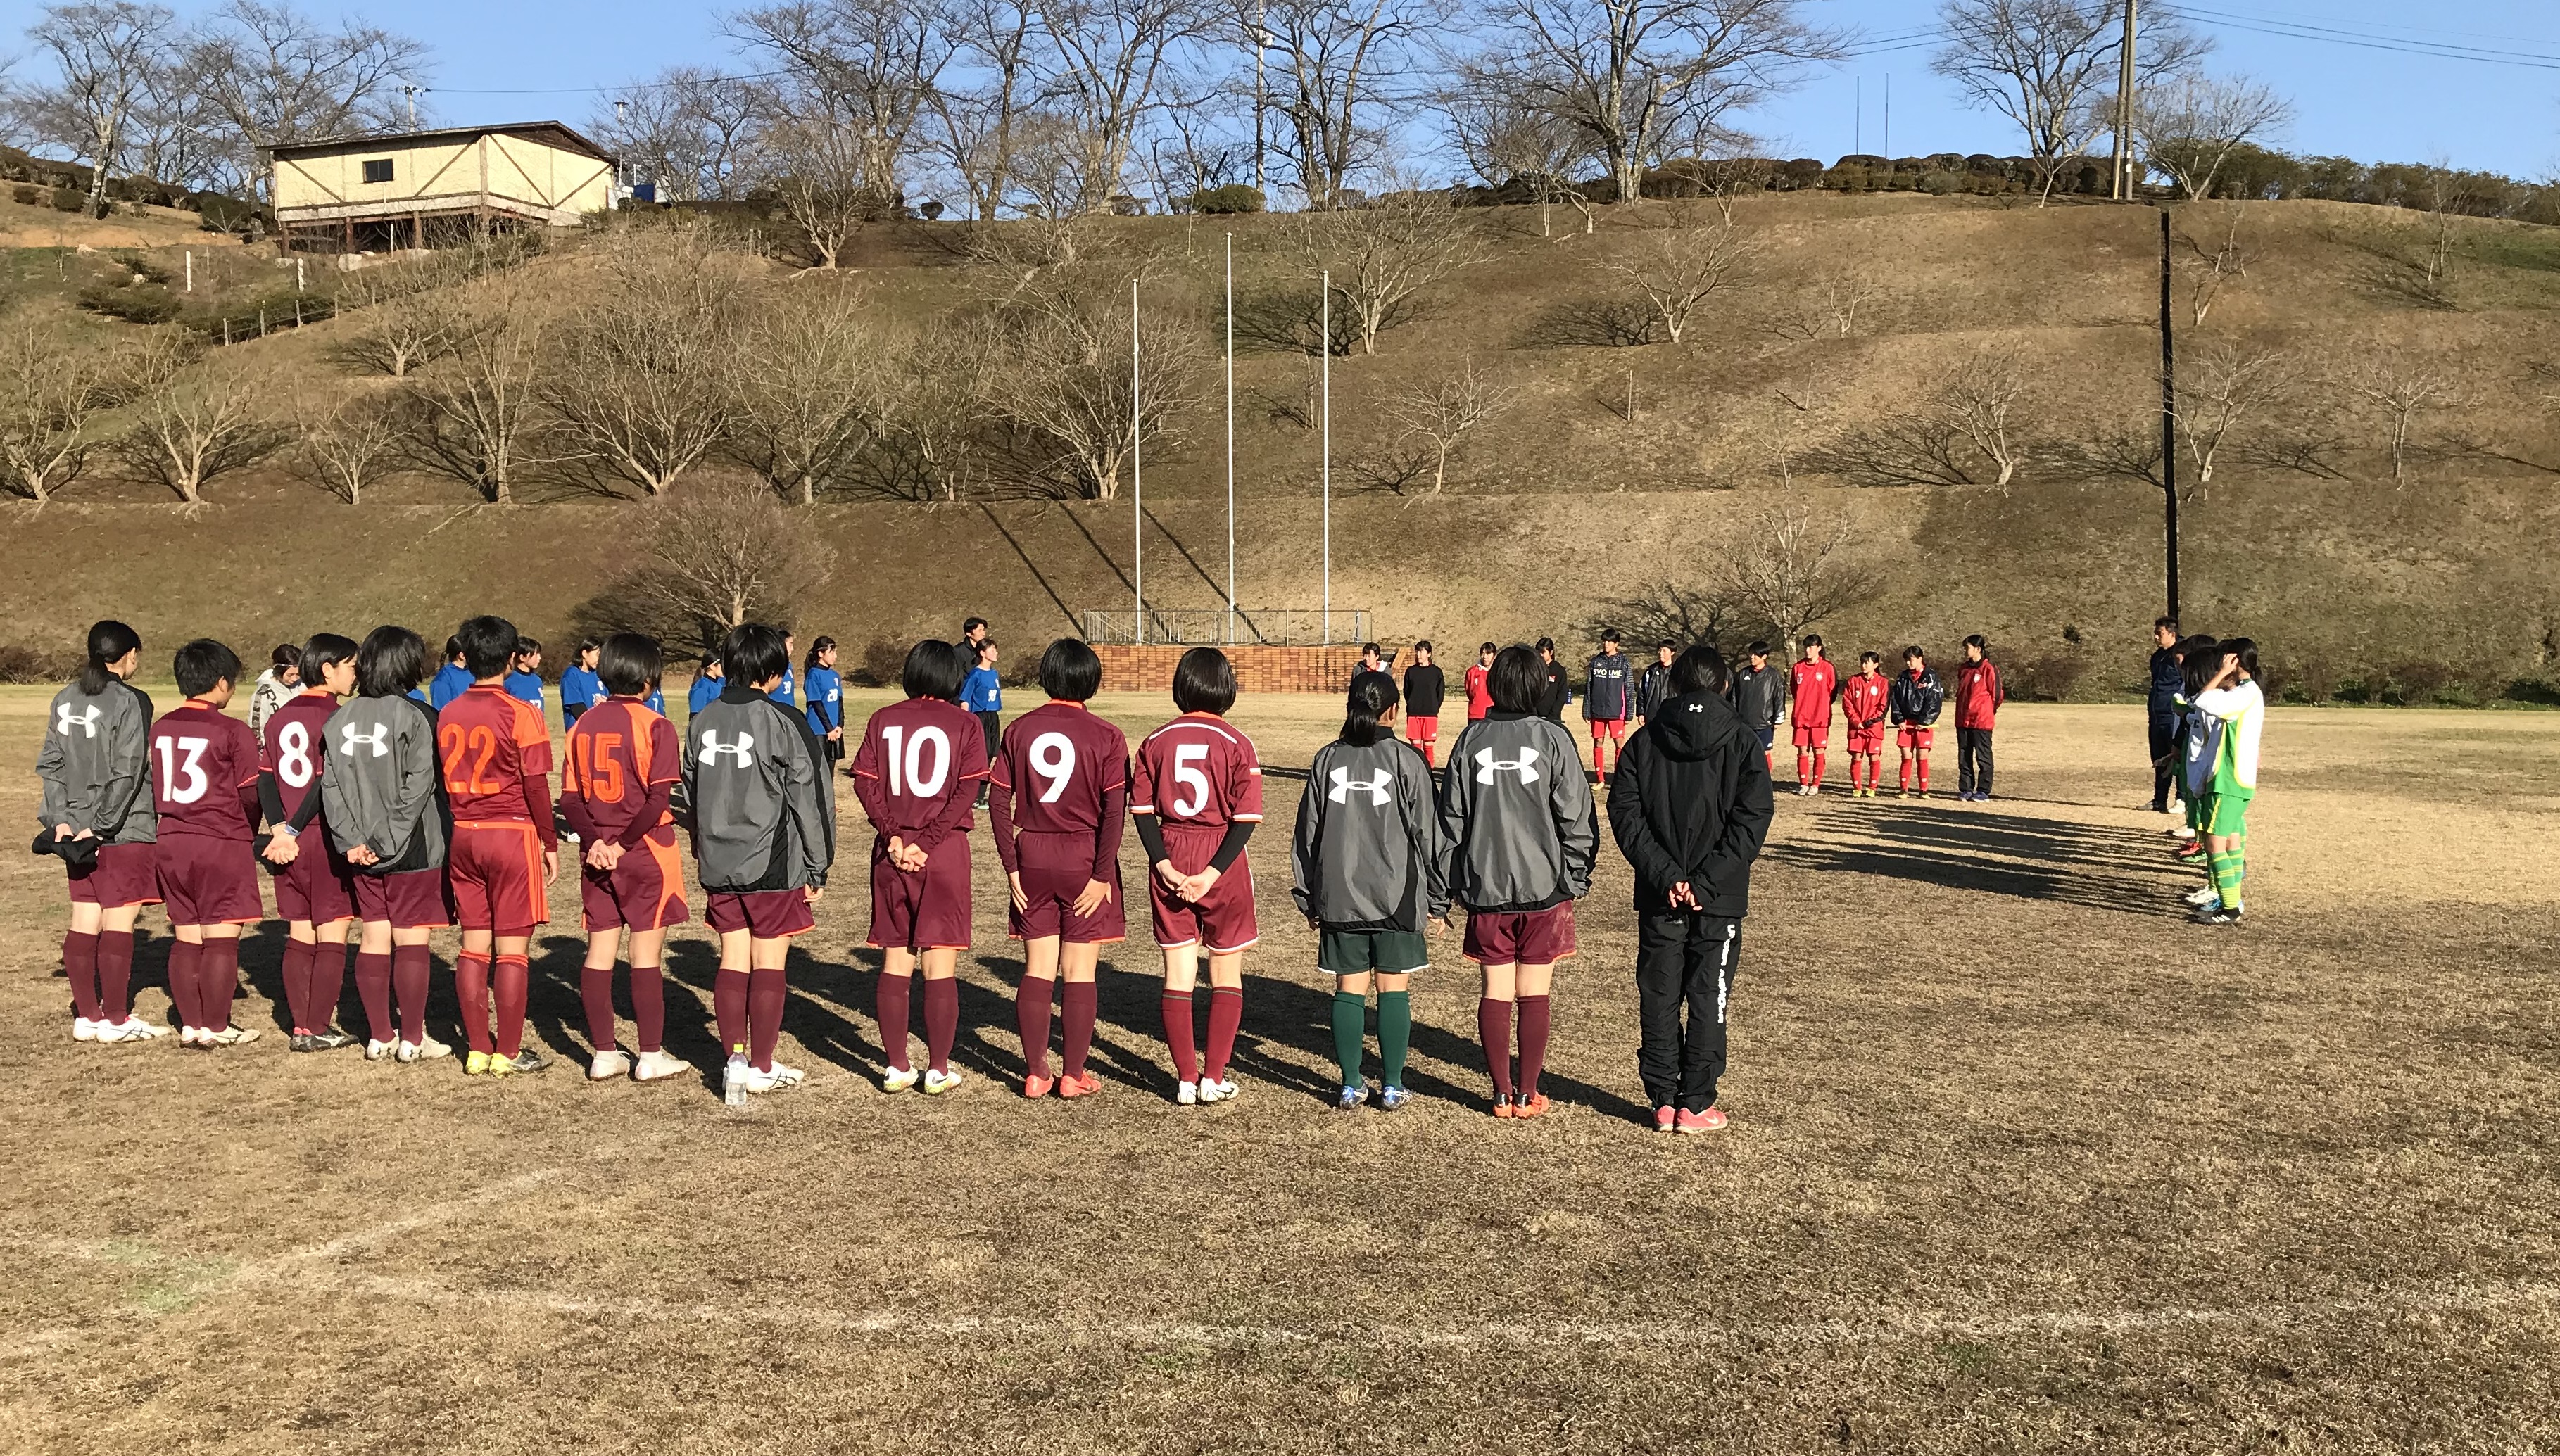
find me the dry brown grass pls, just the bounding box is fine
[2,688,2556,1452]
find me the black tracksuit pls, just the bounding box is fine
[1404,662,1446,719]
[1537,658,1569,721]
[1606,690,1774,1113]
[2146,647,2183,811]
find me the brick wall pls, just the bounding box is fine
[1092,645,1366,695]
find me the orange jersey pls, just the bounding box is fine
[437,683,554,824]
[565,697,677,842]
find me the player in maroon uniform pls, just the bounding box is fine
[257,633,361,1050]
[1131,648,1263,1105]
[990,638,1129,1099]
[562,633,691,1084]
[151,640,266,1048]
[852,640,988,1095]
[1839,651,1892,798]
[438,615,560,1077]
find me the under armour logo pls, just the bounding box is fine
[1473,746,1541,785]
[339,721,390,757]
[55,704,101,738]
[700,730,755,766]
[1328,767,1392,805]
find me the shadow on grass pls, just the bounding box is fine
[1767,802,2193,917]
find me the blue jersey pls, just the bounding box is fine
[504,671,548,718]
[646,685,665,714]
[803,666,843,738]
[560,666,605,721]
[961,666,1002,714]
[767,666,797,709]
[688,672,721,716]
[429,662,472,709]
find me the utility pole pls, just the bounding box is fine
[2159,206,2180,619]
[1252,1,1267,194]
[2112,0,2138,200]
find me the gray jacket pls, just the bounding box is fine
[35,678,157,844]
[1290,736,1447,931]
[679,688,834,893]
[321,693,448,871]
[1437,711,1599,912]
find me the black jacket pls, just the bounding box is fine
[1606,690,1774,918]
[1888,668,1943,727]
[1537,659,1570,721]
[1634,661,1673,721]
[2147,647,2183,717]
[1403,662,1446,718]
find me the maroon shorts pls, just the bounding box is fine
[1009,830,1125,944]
[1897,726,1935,751]
[1791,723,1830,748]
[581,829,689,934]
[1146,827,1259,953]
[867,838,971,951]
[1846,724,1887,755]
[1462,902,1578,966]
[353,867,452,929]
[156,835,263,926]
[275,840,358,925]
[68,841,160,909]
[1590,717,1627,742]
[1406,714,1439,744]
[706,888,816,939]
[448,822,549,935]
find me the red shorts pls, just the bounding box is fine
[1462,902,1578,966]
[1146,825,1259,953]
[1897,726,1935,751]
[156,835,263,926]
[274,840,357,925]
[448,821,550,935]
[867,837,971,951]
[1846,724,1886,755]
[353,867,452,929]
[1406,715,1439,743]
[68,841,160,909]
[1590,717,1627,741]
[1009,830,1125,944]
[706,888,816,939]
[581,828,689,934]
[1791,723,1830,748]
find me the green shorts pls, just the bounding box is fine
[1318,928,1429,976]
[2184,794,2207,833]
[2205,791,2252,837]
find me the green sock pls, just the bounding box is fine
[1331,989,1367,1088]
[1377,991,1412,1089]
[2209,847,2245,908]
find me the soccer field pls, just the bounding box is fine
[3,689,2556,1453]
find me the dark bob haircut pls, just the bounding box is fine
[356,626,428,699]
[1488,645,1545,714]
[902,638,971,702]
[1038,638,1102,702]
[173,639,243,699]
[1171,647,1237,716]
[722,623,790,688]
[299,633,360,688]
[598,633,663,698]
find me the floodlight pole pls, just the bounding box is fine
[1225,232,1236,647]
[2112,0,2138,200]
[1320,269,1332,645]
[2159,205,2181,620]
[1133,277,1144,645]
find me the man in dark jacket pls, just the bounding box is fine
[2145,617,2183,815]
[1607,645,1773,1134]
[1634,640,1675,724]
[1582,630,1635,785]
[1727,641,1786,773]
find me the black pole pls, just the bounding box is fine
[2158,205,2180,621]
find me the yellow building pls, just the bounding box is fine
[266,121,616,252]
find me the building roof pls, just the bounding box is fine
[265,121,614,166]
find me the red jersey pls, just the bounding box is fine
[1131,714,1263,830]
[564,697,677,842]
[993,702,1128,835]
[1464,663,1494,721]
[438,683,555,825]
[1956,659,2004,730]
[851,696,988,845]
[152,701,262,840]
[1789,658,1838,728]
[263,690,339,825]
[1839,671,1890,730]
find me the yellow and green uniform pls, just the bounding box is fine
[2191,680,2264,908]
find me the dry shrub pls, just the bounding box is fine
[0,644,80,683]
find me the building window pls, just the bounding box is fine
[362,158,395,184]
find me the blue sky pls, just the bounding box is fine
[252,0,2560,182]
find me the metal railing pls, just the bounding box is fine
[1079,608,1370,647]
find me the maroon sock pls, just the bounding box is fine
[166,939,203,1029]
[748,966,786,1072]
[1516,994,1552,1100]
[455,952,493,1055]
[631,963,665,1053]
[63,930,101,1023]
[1206,986,1243,1083]
[97,930,136,1024]
[492,954,529,1058]
[580,967,619,1052]
[1017,975,1054,1079]
[309,942,347,1034]
[1478,996,1513,1102]
[1062,979,1097,1081]
[923,976,959,1075]
[200,939,239,1034]
[354,951,393,1042]
[1160,989,1198,1082]
[714,970,748,1060]
[876,970,913,1072]
[279,939,313,1033]
[391,944,431,1045]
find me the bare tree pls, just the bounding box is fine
[0,315,133,501]
[2177,202,2249,327]
[546,229,752,495]
[25,2,180,217]
[1777,264,1878,338]
[1243,0,1437,210]
[1717,499,1869,651]
[332,266,460,377]
[401,277,549,502]
[1381,357,1513,493]
[1593,199,1751,343]
[735,0,955,213]
[1932,0,2206,204]
[118,337,284,502]
[2136,71,2290,201]
[1477,0,1842,209]
[760,109,890,269]
[601,476,840,651]
[289,383,403,503]
[1292,185,1483,353]
[593,68,762,203]
[1939,351,2025,490]
[879,327,995,499]
[182,0,429,204]
[1033,0,1215,212]
[726,285,897,502]
[2174,340,2290,496]
[2341,354,2450,486]
[1442,63,1599,236]
[976,267,1203,497]
[929,0,1038,219]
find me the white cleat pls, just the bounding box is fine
[745,1061,805,1095]
[365,1037,399,1061]
[880,1065,921,1094]
[921,1068,964,1096]
[73,1017,104,1042]
[1176,1080,1199,1106]
[100,1018,161,1044]
[179,1027,208,1047]
[588,1049,633,1081]
[395,1035,452,1063]
[631,1049,690,1082]
[205,1027,259,1047]
[2184,885,2221,908]
[1203,1077,1238,1103]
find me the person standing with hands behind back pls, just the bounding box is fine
[1955,635,2004,802]
[1608,645,1773,1132]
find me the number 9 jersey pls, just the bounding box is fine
[989,699,1130,944]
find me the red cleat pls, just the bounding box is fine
[1021,1073,1053,1099]
[1674,1107,1729,1134]
[1492,1098,1515,1119]
[1654,1106,1676,1132]
[1057,1070,1101,1099]
[1513,1093,1550,1119]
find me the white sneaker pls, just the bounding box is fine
[921,1068,964,1096]
[366,1037,398,1061]
[111,1018,171,1040]
[631,1049,689,1082]
[2183,885,2221,907]
[588,1049,633,1081]
[1176,1080,1199,1106]
[881,1065,921,1093]
[73,1016,103,1042]
[745,1061,805,1094]
[179,1027,208,1047]
[395,1035,452,1063]
[206,1027,259,1047]
[1205,1077,1238,1103]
